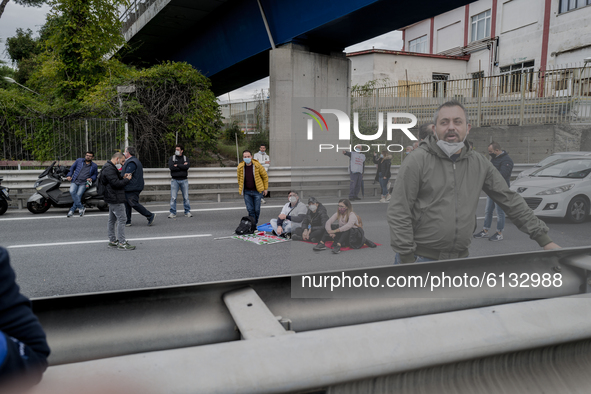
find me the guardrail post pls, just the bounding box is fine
[85,119,89,152]
[519,73,526,126]
[477,78,482,128]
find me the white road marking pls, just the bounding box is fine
[0,201,383,221]
[6,234,212,249]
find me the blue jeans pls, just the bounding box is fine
[244,189,262,225]
[394,253,436,265]
[170,179,190,214]
[69,183,86,212]
[378,172,389,196]
[483,196,505,232]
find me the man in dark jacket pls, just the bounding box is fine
[473,142,514,242]
[292,197,329,243]
[122,146,155,227]
[168,144,192,218]
[66,151,98,217]
[0,247,50,389]
[102,152,135,250]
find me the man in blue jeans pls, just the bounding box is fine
[168,144,192,218]
[66,151,98,217]
[237,150,268,225]
[473,142,514,242]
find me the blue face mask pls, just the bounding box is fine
[244,158,252,164]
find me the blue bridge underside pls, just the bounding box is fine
[121,0,472,95]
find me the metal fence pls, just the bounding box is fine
[219,98,270,133]
[352,63,591,127]
[1,117,126,163]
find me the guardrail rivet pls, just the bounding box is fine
[552,266,561,273]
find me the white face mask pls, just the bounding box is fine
[435,129,467,158]
[116,164,122,170]
[309,205,318,212]
[175,150,181,156]
[289,196,297,203]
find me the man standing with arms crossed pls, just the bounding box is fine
[254,144,270,204]
[387,100,559,265]
[122,146,155,227]
[473,141,514,242]
[168,144,192,218]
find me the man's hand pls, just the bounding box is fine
[303,230,309,241]
[543,242,561,250]
[263,190,268,196]
[184,162,188,165]
[278,214,287,220]
[329,233,336,239]
[174,164,178,167]
[67,176,72,181]
[276,226,283,235]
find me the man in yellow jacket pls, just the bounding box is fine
[237,150,268,225]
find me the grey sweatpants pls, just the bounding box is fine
[108,203,127,243]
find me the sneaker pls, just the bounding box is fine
[185,212,193,218]
[313,242,326,251]
[386,194,392,201]
[332,243,341,254]
[147,213,156,226]
[365,239,377,248]
[67,210,74,218]
[125,222,132,227]
[108,240,119,248]
[79,208,85,217]
[489,232,503,242]
[168,213,176,219]
[117,241,136,250]
[379,198,386,203]
[473,230,488,239]
[261,198,266,204]
[291,234,302,241]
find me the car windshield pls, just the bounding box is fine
[532,158,591,178]
[536,155,568,167]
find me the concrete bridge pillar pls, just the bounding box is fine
[269,43,351,168]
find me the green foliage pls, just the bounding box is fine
[0,65,16,90]
[43,0,129,98]
[5,28,43,64]
[222,121,245,143]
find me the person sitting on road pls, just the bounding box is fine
[270,191,307,238]
[313,199,377,254]
[66,151,98,218]
[292,197,329,243]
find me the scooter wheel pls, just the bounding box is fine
[0,200,7,215]
[27,199,51,214]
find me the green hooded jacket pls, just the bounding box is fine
[387,134,552,264]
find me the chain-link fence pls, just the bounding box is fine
[219,98,270,134]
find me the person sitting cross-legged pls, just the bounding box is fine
[270,191,307,238]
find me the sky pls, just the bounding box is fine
[0,2,403,100]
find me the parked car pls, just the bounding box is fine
[516,152,591,179]
[511,157,591,223]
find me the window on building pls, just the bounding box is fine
[472,71,484,98]
[499,61,535,94]
[433,73,449,97]
[559,0,591,13]
[409,35,428,54]
[471,10,491,42]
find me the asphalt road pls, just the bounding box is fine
[1,195,590,298]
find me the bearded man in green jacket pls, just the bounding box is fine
[388,100,560,265]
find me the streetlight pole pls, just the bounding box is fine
[3,77,40,95]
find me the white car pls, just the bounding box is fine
[511,157,591,223]
[516,151,591,179]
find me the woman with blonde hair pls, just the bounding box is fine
[373,152,392,202]
[312,199,377,254]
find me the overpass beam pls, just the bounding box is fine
[269,43,351,167]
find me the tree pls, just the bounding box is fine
[5,28,42,63]
[42,0,129,98]
[0,0,44,20]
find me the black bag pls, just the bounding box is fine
[96,170,105,197]
[235,216,256,235]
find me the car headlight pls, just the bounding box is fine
[536,184,575,195]
[516,172,525,179]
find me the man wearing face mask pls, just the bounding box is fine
[237,150,268,225]
[168,144,192,218]
[387,100,559,265]
[473,142,514,242]
[253,144,270,204]
[102,152,135,250]
[342,145,366,201]
[292,197,329,242]
[270,191,308,238]
[122,146,155,227]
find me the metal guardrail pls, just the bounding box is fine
[31,247,591,393]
